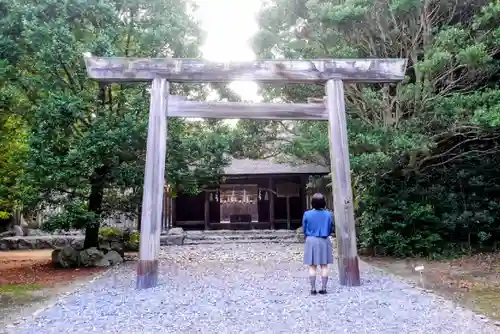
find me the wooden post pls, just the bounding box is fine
[161,195,166,232]
[167,196,172,230]
[326,79,361,287]
[204,191,210,230]
[136,78,169,290]
[171,197,176,228]
[84,56,407,83]
[169,98,329,120]
[300,175,308,213]
[269,178,275,230]
[286,196,291,230]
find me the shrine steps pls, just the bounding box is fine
[181,229,300,245]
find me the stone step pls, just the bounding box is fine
[166,229,300,245]
[163,234,299,246]
[184,238,299,245]
[186,229,297,235]
[162,230,297,237]
[0,230,301,250]
[184,233,297,241]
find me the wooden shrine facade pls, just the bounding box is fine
[170,159,329,230]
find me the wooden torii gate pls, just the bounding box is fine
[83,55,406,289]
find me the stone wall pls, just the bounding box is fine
[0,235,85,251]
[0,229,303,251]
[0,233,186,251]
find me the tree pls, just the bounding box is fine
[0,96,28,221]
[243,0,500,256]
[0,3,31,222]
[4,0,230,248]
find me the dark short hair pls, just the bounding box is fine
[311,193,326,210]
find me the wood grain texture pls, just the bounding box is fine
[204,191,210,230]
[171,197,176,229]
[268,178,275,230]
[136,260,159,289]
[168,96,327,120]
[300,175,308,212]
[136,78,168,290]
[83,55,407,83]
[326,79,361,287]
[286,197,291,230]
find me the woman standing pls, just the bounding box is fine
[303,193,334,295]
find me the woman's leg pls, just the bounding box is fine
[319,264,328,293]
[308,265,317,293]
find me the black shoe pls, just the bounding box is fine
[310,290,317,295]
[318,290,327,295]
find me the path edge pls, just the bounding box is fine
[3,266,113,331]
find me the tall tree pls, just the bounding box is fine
[0,2,31,221]
[248,0,499,171]
[4,0,230,247]
[241,0,500,256]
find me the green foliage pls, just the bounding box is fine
[43,200,99,232]
[0,68,29,218]
[98,227,123,239]
[129,231,140,248]
[245,0,500,257]
[167,119,232,196]
[359,147,500,257]
[0,0,230,247]
[0,283,43,296]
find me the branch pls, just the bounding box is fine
[419,148,500,172]
[57,55,79,92]
[431,127,482,142]
[417,131,500,171]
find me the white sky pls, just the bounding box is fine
[194,0,262,102]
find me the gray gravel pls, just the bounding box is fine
[8,244,498,334]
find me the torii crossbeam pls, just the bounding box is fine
[83,55,407,289]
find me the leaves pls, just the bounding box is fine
[0,0,231,237]
[239,0,500,257]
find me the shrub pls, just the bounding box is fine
[129,231,140,248]
[98,226,123,239]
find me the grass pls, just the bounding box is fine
[0,283,45,310]
[0,283,43,295]
[468,288,500,319]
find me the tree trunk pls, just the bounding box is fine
[84,169,106,249]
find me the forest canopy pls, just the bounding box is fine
[230,0,500,257]
[0,0,232,247]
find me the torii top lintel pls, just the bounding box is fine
[83,54,407,84]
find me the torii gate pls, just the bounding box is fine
[83,55,406,289]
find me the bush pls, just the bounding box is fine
[357,149,500,258]
[129,231,140,248]
[42,200,98,232]
[98,226,123,239]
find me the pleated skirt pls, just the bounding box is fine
[303,236,333,265]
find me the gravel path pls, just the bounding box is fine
[8,244,498,334]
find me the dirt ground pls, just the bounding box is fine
[0,250,106,286]
[363,253,500,321]
[0,250,107,326]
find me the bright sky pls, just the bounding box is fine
[194,0,262,102]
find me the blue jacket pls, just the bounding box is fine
[302,209,334,237]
